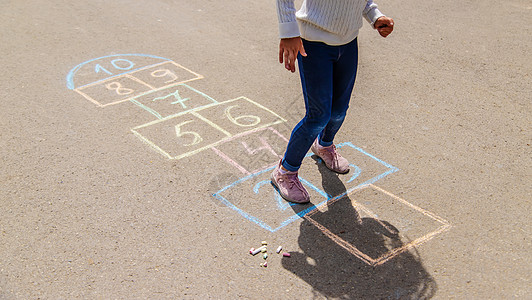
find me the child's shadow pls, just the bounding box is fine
[282,156,437,299]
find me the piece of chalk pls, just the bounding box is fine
[251,245,266,255]
[282,252,291,257]
[261,247,267,253]
[263,262,268,267]
[263,253,268,259]
[261,241,267,245]
[276,246,283,254]
[249,248,255,254]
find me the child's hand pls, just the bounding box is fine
[375,17,394,38]
[279,37,307,73]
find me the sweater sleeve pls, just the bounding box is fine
[363,0,385,27]
[276,0,301,38]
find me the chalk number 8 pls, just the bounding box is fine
[106,82,134,95]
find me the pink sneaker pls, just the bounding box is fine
[311,139,350,174]
[270,161,310,204]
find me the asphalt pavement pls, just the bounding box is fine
[1,0,531,298]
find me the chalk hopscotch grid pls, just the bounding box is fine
[212,143,400,232]
[74,61,204,107]
[131,97,287,160]
[304,184,452,266]
[67,54,451,265]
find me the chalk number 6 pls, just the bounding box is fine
[225,105,260,127]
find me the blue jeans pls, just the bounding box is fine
[282,38,359,172]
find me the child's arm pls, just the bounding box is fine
[279,37,306,73]
[364,0,394,37]
[276,0,307,72]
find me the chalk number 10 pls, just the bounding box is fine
[95,59,135,75]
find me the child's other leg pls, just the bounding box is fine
[282,40,336,172]
[319,38,359,146]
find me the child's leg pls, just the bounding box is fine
[282,40,337,172]
[319,38,359,146]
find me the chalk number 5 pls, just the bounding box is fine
[175,121,202,146]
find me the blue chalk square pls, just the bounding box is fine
[130,83,217,120]
[298,142,399,200]
[213,166,327,232]
[213,143,398,232]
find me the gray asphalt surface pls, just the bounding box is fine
[1,0,531,298]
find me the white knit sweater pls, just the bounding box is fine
[276,0,385,45]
